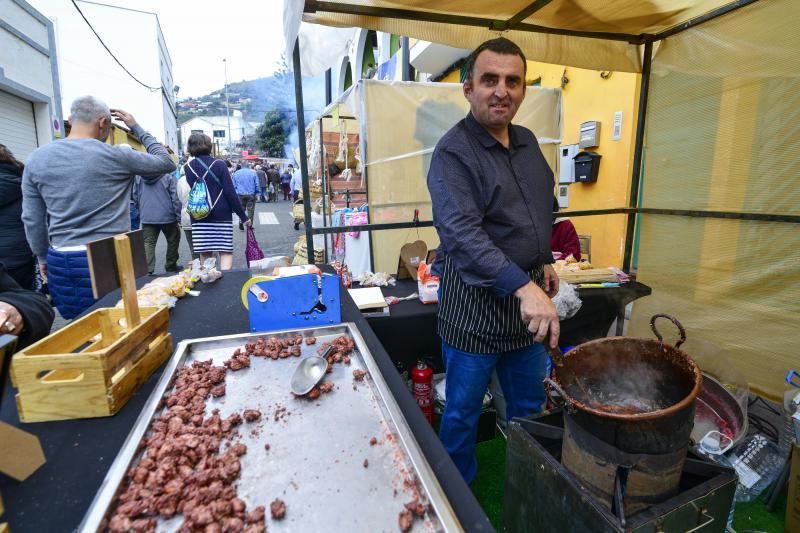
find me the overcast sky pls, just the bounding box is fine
[40,0,289,98]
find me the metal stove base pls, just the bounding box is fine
[504,409,736,533]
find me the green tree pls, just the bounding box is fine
[255,108,290,157]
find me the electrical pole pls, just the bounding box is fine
[223,58,232,152]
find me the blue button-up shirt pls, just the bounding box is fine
[427,112,555,299]
[232,168,259,195]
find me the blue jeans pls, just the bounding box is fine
[439,340,547,483]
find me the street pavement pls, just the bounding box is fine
[50,198,303,332]
[152,197,302,272]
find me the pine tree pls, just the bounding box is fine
[255,108,290,157]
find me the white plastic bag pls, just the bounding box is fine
[552,282,582,319]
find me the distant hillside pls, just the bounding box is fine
[178,74,326,126]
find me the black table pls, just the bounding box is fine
[0,270,492,531]
[367,279,652,373]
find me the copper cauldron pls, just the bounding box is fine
[546,314,703,516]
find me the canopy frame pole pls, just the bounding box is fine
[655,0,762,40]
[319,117,329,263]
[304,1,645,43]
[293,39,316,265]
[622,39,652,273]
[402,36,411,81]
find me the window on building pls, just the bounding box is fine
[344,63,353,90]
[213,130,225,138]
[362,31,378,77]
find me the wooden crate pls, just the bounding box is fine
[10,306,172,423]
[1,490,7,533]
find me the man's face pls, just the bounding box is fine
[464,50,526,133]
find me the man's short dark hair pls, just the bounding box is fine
[464,38,527,81]
[187,132,212,156]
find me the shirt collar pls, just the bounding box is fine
[465,112,530,149]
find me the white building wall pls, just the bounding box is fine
[27,0,177,152]
[0,0,62,157]
[180,115,256,154]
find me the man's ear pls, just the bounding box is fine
[463,79,472,99]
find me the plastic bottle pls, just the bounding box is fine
[778,370,800,458]
[340,263,351,289]
[717,434,785,503]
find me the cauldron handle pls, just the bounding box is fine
[650,314,687,348]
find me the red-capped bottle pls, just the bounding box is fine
[340,263,351,289]
[412,359,434,425]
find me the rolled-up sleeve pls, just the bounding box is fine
[427,147,529,298]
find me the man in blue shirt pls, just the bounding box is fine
[232,163,259,230]
[426,38,560,484]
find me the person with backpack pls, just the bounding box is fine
[183,133,250,270]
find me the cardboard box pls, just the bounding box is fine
[787,443,800,533]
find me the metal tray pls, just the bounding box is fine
[81,323,459,532]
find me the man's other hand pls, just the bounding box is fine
[543,263,559,297]
[0,302,24,336]
[514,281,560,348]
[243,219,253,228]
[38,263,47,279]
[110,109,138,128]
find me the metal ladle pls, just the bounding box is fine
[290,345,334,396]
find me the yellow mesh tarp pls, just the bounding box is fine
[360,80,561,273]
[629,0,800,399]
[295,0,739,73]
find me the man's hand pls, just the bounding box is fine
[110,109,138,128]
[543,264,559,297]
[39,263,47,279]
[0,302,24,336]
[243,219,253,228]
[515,281,560,348]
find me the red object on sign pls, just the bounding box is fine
[412,360,434,425]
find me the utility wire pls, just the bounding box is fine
[70,0,160,92]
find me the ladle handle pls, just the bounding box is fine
[544,339,566,368]
[650,314,686,348]
[544,377,574,413]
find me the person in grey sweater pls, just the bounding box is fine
[139,173,182,274]
[21,95,176,319]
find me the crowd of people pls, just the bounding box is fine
[2,37,584,493]
[0,94,302,328]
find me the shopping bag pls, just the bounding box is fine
[245,227,265,264]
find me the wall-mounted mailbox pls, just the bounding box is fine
[574,151,601,183]
[579,121,601,148]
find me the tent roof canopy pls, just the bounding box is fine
[299,0,761,72]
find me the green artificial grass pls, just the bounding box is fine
[469,434,788,533]
[472,435,507,531]
[733,493,787,533]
